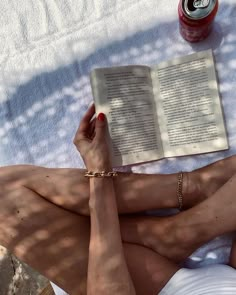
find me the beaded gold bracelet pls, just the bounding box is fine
[85,171,118,178]
[177,172,184,210]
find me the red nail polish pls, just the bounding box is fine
[98,113,105,121]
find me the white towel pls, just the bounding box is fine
[1,0,236,294]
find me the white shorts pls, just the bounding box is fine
[50,282,69,295]
[159,265,236,295]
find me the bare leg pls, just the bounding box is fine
[2,155,236,215]
[0,165,199,215]
[121,173,236,263]
[3,157,236,293]
[1,156,236,293]
[3,169,236,293]
[0,182,179,295]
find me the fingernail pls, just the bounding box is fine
[98,113,105,121]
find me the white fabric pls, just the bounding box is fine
[50,282,69,295]
[159,265,236,295]
[1,0,236,294]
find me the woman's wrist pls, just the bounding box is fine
[86,163,112,172]
[88,172,115,211]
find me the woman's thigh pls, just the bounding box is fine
[0,184,90,294]
[230,239,236,268]
[124,244,179,295]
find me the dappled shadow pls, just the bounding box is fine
[1,1,236,293]
[1,3,233,171]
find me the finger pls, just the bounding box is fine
[95,113,107,140]
[89,117,96,134]
[78,104,95,134]
[74,104,95,142]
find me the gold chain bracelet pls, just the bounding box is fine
[177,172,184,210]
[85,171,118,178]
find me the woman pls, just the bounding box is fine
[1,104,236,294]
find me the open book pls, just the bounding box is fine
[90,49,228,167]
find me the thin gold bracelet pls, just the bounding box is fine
[85,171,118,178]
[177,172,184,210]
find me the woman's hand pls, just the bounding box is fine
[73,104,111,171]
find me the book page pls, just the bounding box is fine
[151,50,228,158]
[90,66,163,166]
